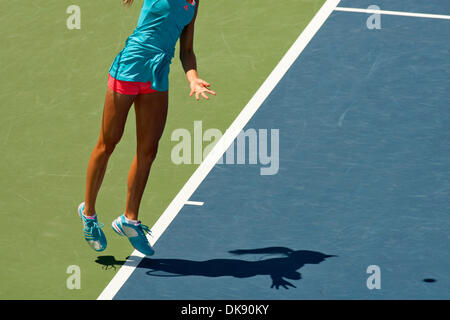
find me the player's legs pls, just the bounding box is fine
[83,88,136,216]
[124,90,169,221]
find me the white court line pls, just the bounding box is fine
[97,0,342,300]
[335,7,450,20]
[185,200,205,206]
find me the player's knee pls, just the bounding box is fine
[96,136,121,156]
[137,143,159,163]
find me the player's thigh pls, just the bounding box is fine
[98,88,136,148]
[133,90,169,155]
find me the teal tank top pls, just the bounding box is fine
[109,0,196,91]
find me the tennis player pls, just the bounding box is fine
[77,0,215,255]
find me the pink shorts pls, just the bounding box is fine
[108,74,158,95]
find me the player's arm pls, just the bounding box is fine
[179,0,216,100]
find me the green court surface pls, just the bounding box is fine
[0,0,324,299]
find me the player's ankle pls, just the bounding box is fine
[83,206,96,217]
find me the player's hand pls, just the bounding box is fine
[189,78,216,101]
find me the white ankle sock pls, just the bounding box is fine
[83,213,97,220]
[124,215,139,225]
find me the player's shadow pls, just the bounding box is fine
[137,247,336,289]
[95,255,127,271]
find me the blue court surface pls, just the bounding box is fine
[110,1,450,299]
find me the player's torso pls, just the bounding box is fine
[131,0,196,51]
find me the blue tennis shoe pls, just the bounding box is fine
[112,214,155,256]
[77,202,107,252]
